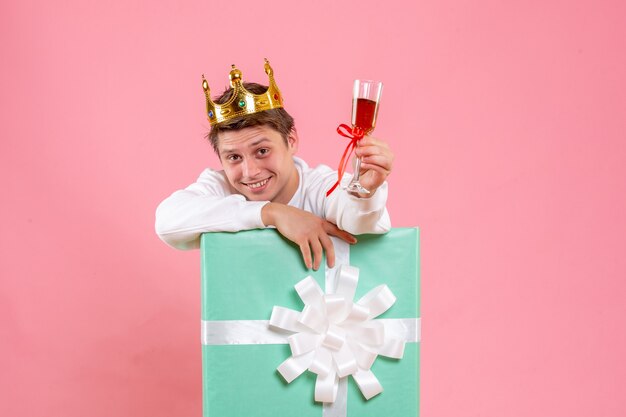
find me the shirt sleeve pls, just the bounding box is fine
[306,165,391,235]
[155,169,269,250]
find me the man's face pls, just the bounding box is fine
[217,125,299,204]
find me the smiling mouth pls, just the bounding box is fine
[243,177,270,190]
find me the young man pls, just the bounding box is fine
[155,60,394,270]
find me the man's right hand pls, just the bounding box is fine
[261,202,357,271]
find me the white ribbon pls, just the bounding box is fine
[270,265,409,403]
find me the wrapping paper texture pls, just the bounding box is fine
[201,228,420,417]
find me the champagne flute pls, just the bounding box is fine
[345,79,383,194]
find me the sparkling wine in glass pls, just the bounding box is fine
[345,79,383,194]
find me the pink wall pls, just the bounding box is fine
[2,0,625,416]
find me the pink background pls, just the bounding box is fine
[2,0,625,415]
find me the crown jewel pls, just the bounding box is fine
[202,58,284,126]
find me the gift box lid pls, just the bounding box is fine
[201,228,420,320]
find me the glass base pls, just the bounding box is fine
[344,181,370,194]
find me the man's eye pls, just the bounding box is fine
[227,155,241,162]
[258,148,270,156]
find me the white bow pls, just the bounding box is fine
[269,265,406,403]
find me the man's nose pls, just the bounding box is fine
[242,158,260,178]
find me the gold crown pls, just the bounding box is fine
[202,58,284,126]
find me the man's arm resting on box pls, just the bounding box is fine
[155,189,268,250]
[154,169,358,266]
[261,203,356,271]
[155,169,270,249]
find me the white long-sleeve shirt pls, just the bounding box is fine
[155,157,391,249]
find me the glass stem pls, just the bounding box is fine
[353,156,363,181]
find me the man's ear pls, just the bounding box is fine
[287,128,299,154]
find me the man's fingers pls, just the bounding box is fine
[361,154,393,171]
[358,135,386,146]
[299,242,313,270]
[355,144,388,157]
[310,239,323,271]
[358,137,391,153]
[323,221,357,244]
[356,143,393,159]
[359,162,391,177]
[319,233,335,268]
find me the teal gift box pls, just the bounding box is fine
[200,228,420,417]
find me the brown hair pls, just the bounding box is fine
[207,82,295,154]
